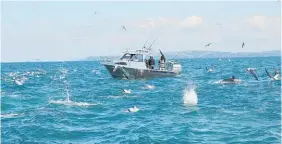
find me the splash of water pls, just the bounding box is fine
[49,77,96,107]
[183,85,198,106]
[143,84,156,90]
[49,99,97,107]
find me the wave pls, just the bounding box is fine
[1,113,24,119]
[49,99,97,107]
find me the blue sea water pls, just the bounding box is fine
[1,57,281,143]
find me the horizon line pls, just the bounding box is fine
[1,55,281,63]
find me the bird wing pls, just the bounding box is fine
[250,70,259,81]
[265,68,272,78]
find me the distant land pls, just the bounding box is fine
[82,50,281,61]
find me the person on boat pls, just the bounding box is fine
[145,59,149,68]
[149,56,155,69]
[159,55,165,70]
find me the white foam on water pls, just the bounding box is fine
[214,79,243,84]
[15,79,24,85]
[213,80,222,84]
[142,84,156,90]
[183,86,198,106]
[92,69,101,75]
[108,95,139,99]
[59,68,68,74]
[49,99,97,107]
[49,86,97,107]
[1,113,24,119]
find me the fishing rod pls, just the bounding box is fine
[147,39,158,50]
[142,40,148,49]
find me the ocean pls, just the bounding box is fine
[1,57,281,143]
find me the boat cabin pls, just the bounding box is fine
[116,49,152,69]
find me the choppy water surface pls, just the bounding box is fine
[1,57,281,143]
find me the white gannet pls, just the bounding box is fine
[205,43,212,47]
[15,79,24,85]
[242,42,245,48]
[121,26,127,31]
[122,89,131,94]
[125,105,139,113]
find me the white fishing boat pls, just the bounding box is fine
[100,41,182,79]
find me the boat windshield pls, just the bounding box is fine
[131,54,143,62]
[120,53,134,61]
[120,53,144,62]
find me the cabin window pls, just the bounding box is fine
[131,54,143,62]
[120,54,134,60]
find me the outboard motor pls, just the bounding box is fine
[168,61,181,74]
[172,63,182,74]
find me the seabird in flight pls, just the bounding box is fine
[205,43,212,47]
[121,26,127,31]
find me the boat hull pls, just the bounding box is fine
[103,64,180,79]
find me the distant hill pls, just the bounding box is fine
[81,50,281,61]
[164,50,281,59]
[82,56,120,61]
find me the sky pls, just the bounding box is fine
[1,1,281,62]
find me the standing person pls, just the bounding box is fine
[149,56,155,69]
[159,55,165,70]
[145,59,149,68]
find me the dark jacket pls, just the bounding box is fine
[149,57,155,65]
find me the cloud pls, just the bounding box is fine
[246,16,266,29]
[246,15,280,30]
[180,16,203,28]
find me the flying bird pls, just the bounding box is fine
[265,68,272,78]
[242,42,245,48]
[121,26,127,31]
[94,11,99,15]
[249,69,259,81]
[205,43,212,47]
